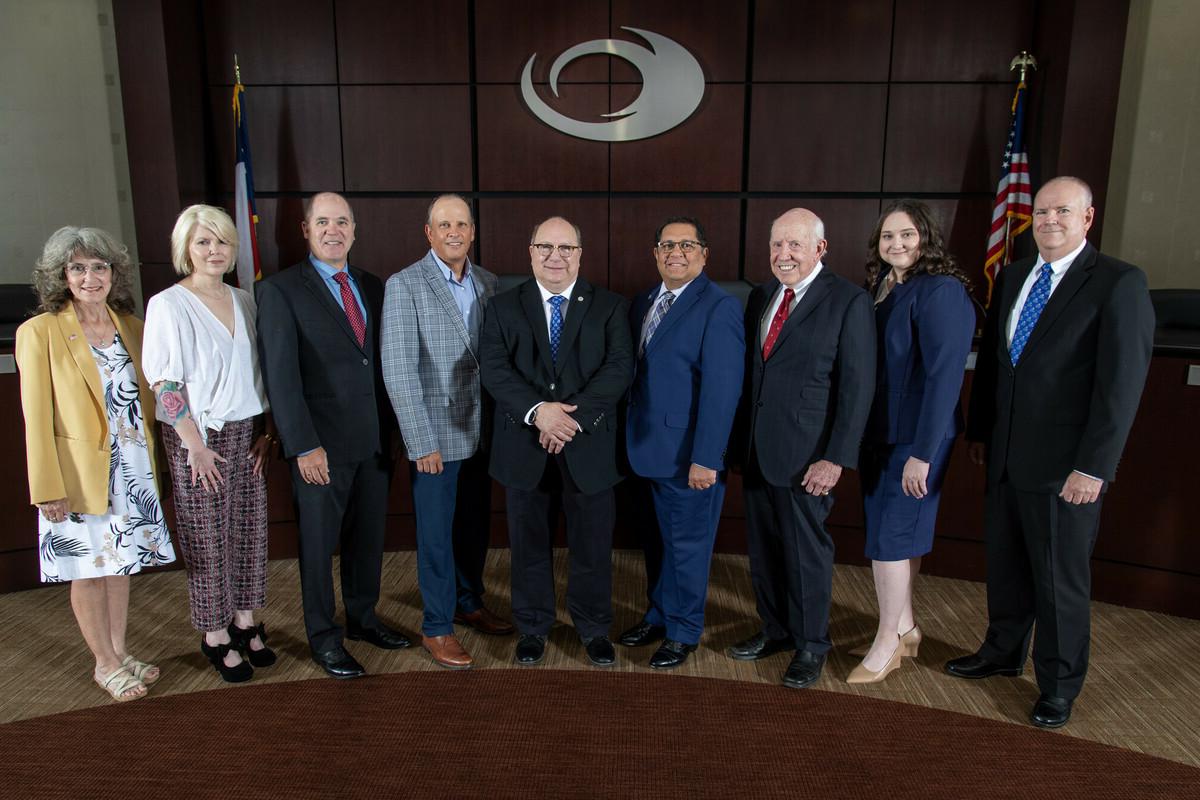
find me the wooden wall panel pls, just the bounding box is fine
[336,0,470,83]
[229,195,309,274]
[339,198,437,282]
[610,85,745,192]
[883,84,1014,193]
[891,0,1034,81]
[475,0,609,83]
[747,84,888,192]
[202,0,337,85]
[609,0,748,82]
[920,196,997,303]
[208,86,343,194]
[477,84,609,191]
[341,86,474,192]
[608,198,741,298]
[753,0,893,82]
[743,198,881,285]
[478,198,610,281]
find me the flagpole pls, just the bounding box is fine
[1002,52,1037,261]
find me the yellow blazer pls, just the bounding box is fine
[15,304,160,515]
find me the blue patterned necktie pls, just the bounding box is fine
[640,290,675,357]
[1009,263,1054,365]
[548,295,566,363]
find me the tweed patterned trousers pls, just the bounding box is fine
[162,418,268,631]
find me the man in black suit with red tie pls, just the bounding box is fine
[256,192,411,679]
[946,176,1155,728]
[480,216,633,667]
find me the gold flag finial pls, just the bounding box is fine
[1010,51,1037,82]
[234,54,242,85]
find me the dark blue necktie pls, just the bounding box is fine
[548,295,566,363]
[1010,263,1053,365]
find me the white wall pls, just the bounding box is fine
[1106,0,1200,288]
[0,0,139,297]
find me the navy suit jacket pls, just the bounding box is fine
[625,273,744,479]
[967,243,1154,490]
[864,273,977,462]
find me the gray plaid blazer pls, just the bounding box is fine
[381,252,499,462]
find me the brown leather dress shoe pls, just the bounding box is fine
[422,634,474,670]
[454,607,516,636]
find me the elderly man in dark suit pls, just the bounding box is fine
[947,176,1154,728]
[381,194,512,672]
[728,208,875,689]
[480,216,633,668]
[256,191,410,679]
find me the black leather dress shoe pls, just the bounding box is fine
[582,635,616,667]
[1030,695,1073,729]
[649,639,696,670]
[346,623,412,650]
[312,646,366,679]
[728,632,794,661]
[515,634,547,665]
[618,621,667,647]
[782,650,825,689]
[944,653,1023,679]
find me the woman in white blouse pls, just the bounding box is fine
[143,205,277,682]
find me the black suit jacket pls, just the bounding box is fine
[734,270,875,487]
[480,277,634,495]
[256,259,393,464]
[967,243,1154,491]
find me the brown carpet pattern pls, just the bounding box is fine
[2,669,1198,800]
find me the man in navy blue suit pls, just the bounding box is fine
[620,216,745,670]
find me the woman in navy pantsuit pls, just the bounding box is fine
[848,200,976,684]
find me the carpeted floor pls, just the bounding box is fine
[2,669,1197,799]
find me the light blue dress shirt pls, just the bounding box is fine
[430,250,481,348]
[309,254,367,324]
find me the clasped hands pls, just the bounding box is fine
[535,402,581,455]
[967,441,1103,504]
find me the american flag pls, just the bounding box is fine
[232,75,262,288]
[983,78,1032,306]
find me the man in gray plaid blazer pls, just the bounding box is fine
[381,194,512,670]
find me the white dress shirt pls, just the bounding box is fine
[760,262,824,345]
[1005,239,1087,346]
[525,280,582,426]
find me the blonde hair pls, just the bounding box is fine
[170,205,239,276]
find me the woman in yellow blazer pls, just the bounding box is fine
[16,226,175,702]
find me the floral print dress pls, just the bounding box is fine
[38,333,175,582]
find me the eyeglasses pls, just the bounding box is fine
[532,243,582,258]
[65,262,112,276]
[656,240,704,254]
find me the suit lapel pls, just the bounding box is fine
[554,279,592,374]
[302,260,364,353]
[519,280,556,376]
[56,306,104,408]
[420,255,475,354]
[1020,244,1096,358]
[767,272,832,357]
[644,273,708,356]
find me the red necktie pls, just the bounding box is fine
[333,271,366,347]
[762,288,794,359]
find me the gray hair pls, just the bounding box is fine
[31,226,137,314]
[170,205,239,276]
[529,216,582,247]
[1040,176,1094,208]
[426,193,475,227]
[303,192,355,223]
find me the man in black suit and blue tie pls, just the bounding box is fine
[946,176,1155,728]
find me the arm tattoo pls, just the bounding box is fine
[153,380,193,426]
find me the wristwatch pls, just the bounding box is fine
[529,407,538,425]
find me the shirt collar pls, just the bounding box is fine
[430,249,473,285]
[781,261,823,295]
[1035,239,1088,276]
[309,253,353,281]
[537,280,577,303]
[655,278,694,300]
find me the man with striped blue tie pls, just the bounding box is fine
[947,176,1155,729]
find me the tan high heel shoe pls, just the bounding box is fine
[847,625,922,658]
[846,641,903,684]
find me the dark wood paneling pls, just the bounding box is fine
[477,84,609,191]
[336,0,470,83]
[338,198,438,282]
[0,375,31,552]
[609,0,748,82]
[747,84,887,192]
[478,198,610,283]
[610,85,744,192]
[475,0,609,83]
[228,196,309,275]
[753,0,893,82]
[609,198,741,298]
[743,198,881,285]
[920,196,997,304]
[202,0,337,85]
[138,263,182,309]
[341,86,474,191]
[208,86,343,193]
[883,83,1014,193]
[891,0,1034,81]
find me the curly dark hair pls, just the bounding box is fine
[31,226,138,314]
[865,200,973,293]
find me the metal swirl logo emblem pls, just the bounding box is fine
[520,28,705,142]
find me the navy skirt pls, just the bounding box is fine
[861,436,956,561]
